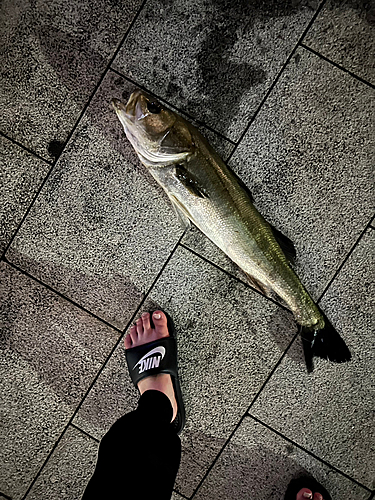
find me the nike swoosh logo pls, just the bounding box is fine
[133,346,166,370]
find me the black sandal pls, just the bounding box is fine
[125,312,186,435]
[284,476,332,500]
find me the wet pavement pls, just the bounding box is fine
[1,0,374,499]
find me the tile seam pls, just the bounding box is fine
[2,1,149,266]
[226,0,328,159]
[317,214,374,304]
[109,68,237,146]
[190,331,299,499]
[300,43,375,90]
[70,423,100,443]
[178,242,290,313]
[19,229,186,500]
[173,489,189,500]
[189,414,247,500]
[2,257,123,334]
[247,415,372,492]
[0,131,53,165]
[1,160,57,261]
[246,331,301,413]
[0,491,12,500]
[40,0,149,166]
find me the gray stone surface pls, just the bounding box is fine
[6,70,234,329]
[6,72,187,329]
[251,229,375,488]
[72,330,139,438]
[229,47,375,301]
[194,417,370,499]
[0,262,119,500]
[0,136,50,254]
[171,493,186,500]
[112,0,319,141]
[305,0,375,85]
[0,0,143,160]
[74,246,297,497]
[24,426,98,500]
[1,0,374,497]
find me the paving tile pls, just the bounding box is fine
[24,426,98,500]
[0,262,119,500]
[72,330,139,439]
[305,0,375,85]
[74,245,297,497]
[0,136,50,254]
[112,0,320,141]
[0,0,143,160]
[228,46,374,301]
[6,72,189,329]
[171,493,186,500]
[194,417,370,499]
[250,229,375,488]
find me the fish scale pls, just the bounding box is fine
[112,91,351,371]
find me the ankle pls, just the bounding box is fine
[138,375,177,422]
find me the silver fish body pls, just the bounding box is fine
[112,91,351,369]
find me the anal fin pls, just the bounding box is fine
[244,272,272,297]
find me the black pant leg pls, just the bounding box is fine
[82,390,181,500]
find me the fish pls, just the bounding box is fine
[112,90,351,371]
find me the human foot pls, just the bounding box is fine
[285,477,331,500]
[296,489,324,500]
[124,311,178,422]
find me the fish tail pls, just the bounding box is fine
[300,314,352,373]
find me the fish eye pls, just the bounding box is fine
[147,101,162,114]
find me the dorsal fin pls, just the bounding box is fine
[244,272,272,297]
[233,172,254,203]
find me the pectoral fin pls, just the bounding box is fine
[175,165,210,199]
[168,194,192,228]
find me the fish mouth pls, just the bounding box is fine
[111,97,133,123]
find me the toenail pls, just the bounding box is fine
[153,313,161,319]
[303,493,313,499]
[142,312,148,316]
[315,495,323,500]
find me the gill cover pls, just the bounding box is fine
[112,91,194,166]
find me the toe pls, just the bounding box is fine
[153,310,169,337]
[296,489,313,500]
[129,324,138,344]
[141,312,151,333]
[313,494,323,500]
[136,318,143,336]
[124,333,132,349]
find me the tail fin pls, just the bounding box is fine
[300,314,352,373]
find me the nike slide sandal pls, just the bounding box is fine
[125,312,186,435]
[284,475,332,500]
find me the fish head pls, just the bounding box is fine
[112,91,194,167]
